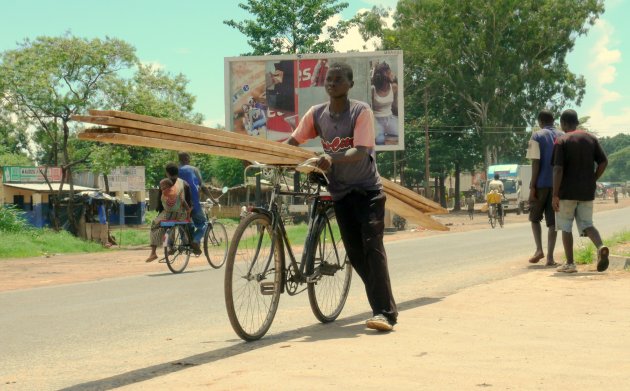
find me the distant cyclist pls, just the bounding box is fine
[487,173,505,218]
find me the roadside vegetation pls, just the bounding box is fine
[0,206,105,258]
[575,230,630,264]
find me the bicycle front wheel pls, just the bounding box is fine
[164,226,191,274]
[204,221,229,269]
[307,211,352,323]
[224,213,283,341]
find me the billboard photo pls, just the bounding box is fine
[225,51,404,151]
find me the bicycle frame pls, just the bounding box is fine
[244,164,341,294]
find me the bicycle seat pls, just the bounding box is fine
[159,220,192,227]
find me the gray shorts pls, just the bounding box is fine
[555,200,594,233]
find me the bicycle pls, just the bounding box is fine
[486,192,505,229]
[160,188,229,273]
[200,187,229,269]
[224,158,353,341]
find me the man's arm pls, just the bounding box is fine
[183,181,192,207]
[529,159,540,202]
[594,160,607,181]
[156,188,164,213]
[552,165,563,212]
[193,166,213,199]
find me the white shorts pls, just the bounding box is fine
[555,200,594,233]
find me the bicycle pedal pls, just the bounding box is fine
[319,263,339,276]
[259,282,277,295]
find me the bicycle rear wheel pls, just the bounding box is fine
[489,205,496,229]
[307,211,352,323]
[204,221,229,269]
[225,213,283,341]
[164,226,191,274]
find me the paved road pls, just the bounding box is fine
[1,207,628,390]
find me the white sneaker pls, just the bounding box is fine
[557,263,577,273]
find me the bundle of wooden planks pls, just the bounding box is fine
[73,110,448,231]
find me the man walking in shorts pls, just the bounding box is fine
[526,110,563,266]
[552,109,609,273]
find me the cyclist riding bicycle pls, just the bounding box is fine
[486,173,505,218]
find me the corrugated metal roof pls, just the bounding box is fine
[3,183,97,192]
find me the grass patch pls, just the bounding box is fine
[574,230,630,264]
[0,229,106,258]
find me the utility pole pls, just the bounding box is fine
[424,86,430,197]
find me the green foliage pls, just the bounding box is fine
[1,34,138,166]
[599,133,630,156]
[575,230,630,264]
[376,0,604,168]
[0,205,33,233]
[600,146,630,182]
[109,228,149,247]
[224,0,351,55]
[0,229,106,258]
[0,148,33,166]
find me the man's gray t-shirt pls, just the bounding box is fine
[291,100,382,201]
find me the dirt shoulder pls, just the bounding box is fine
[1,198,628,293]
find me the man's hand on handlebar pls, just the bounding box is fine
[316,154,332,171]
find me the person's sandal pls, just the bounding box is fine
[528,254,544,264]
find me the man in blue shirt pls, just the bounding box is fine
[525,110,563,266]
[178,152,213,255]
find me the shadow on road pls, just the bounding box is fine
[59,296,443,391]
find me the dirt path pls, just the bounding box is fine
[1,198,628,292]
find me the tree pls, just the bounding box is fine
[0,35,137,230]
[367,0,603,169]
[0,108,30,155]
[600,146,630,182]
[225,0,351,55]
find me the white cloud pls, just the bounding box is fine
[202,118,224,129]
[584,19,628,135]
[140,61,165,71]
[326,8,395,53]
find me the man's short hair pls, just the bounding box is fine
[494,173,500,180]
[537,110,554,126]
[178,152,190,164]
[327,62,353,82]
[165,162,179,177]
[560,109,579,128]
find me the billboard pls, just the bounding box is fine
[224,50,404,151]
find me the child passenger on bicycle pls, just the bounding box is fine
[145,166,192,263]
[285,62,398,332]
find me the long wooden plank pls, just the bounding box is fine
[77,132,294,165]
[72,115,312,160]
[85,110,313,158]
[381,177,446,214]
[384,195,448,231]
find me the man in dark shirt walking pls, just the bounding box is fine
[552,109,609,273]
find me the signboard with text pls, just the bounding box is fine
[2,166,63,183]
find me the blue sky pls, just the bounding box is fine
[1,0,628,137]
